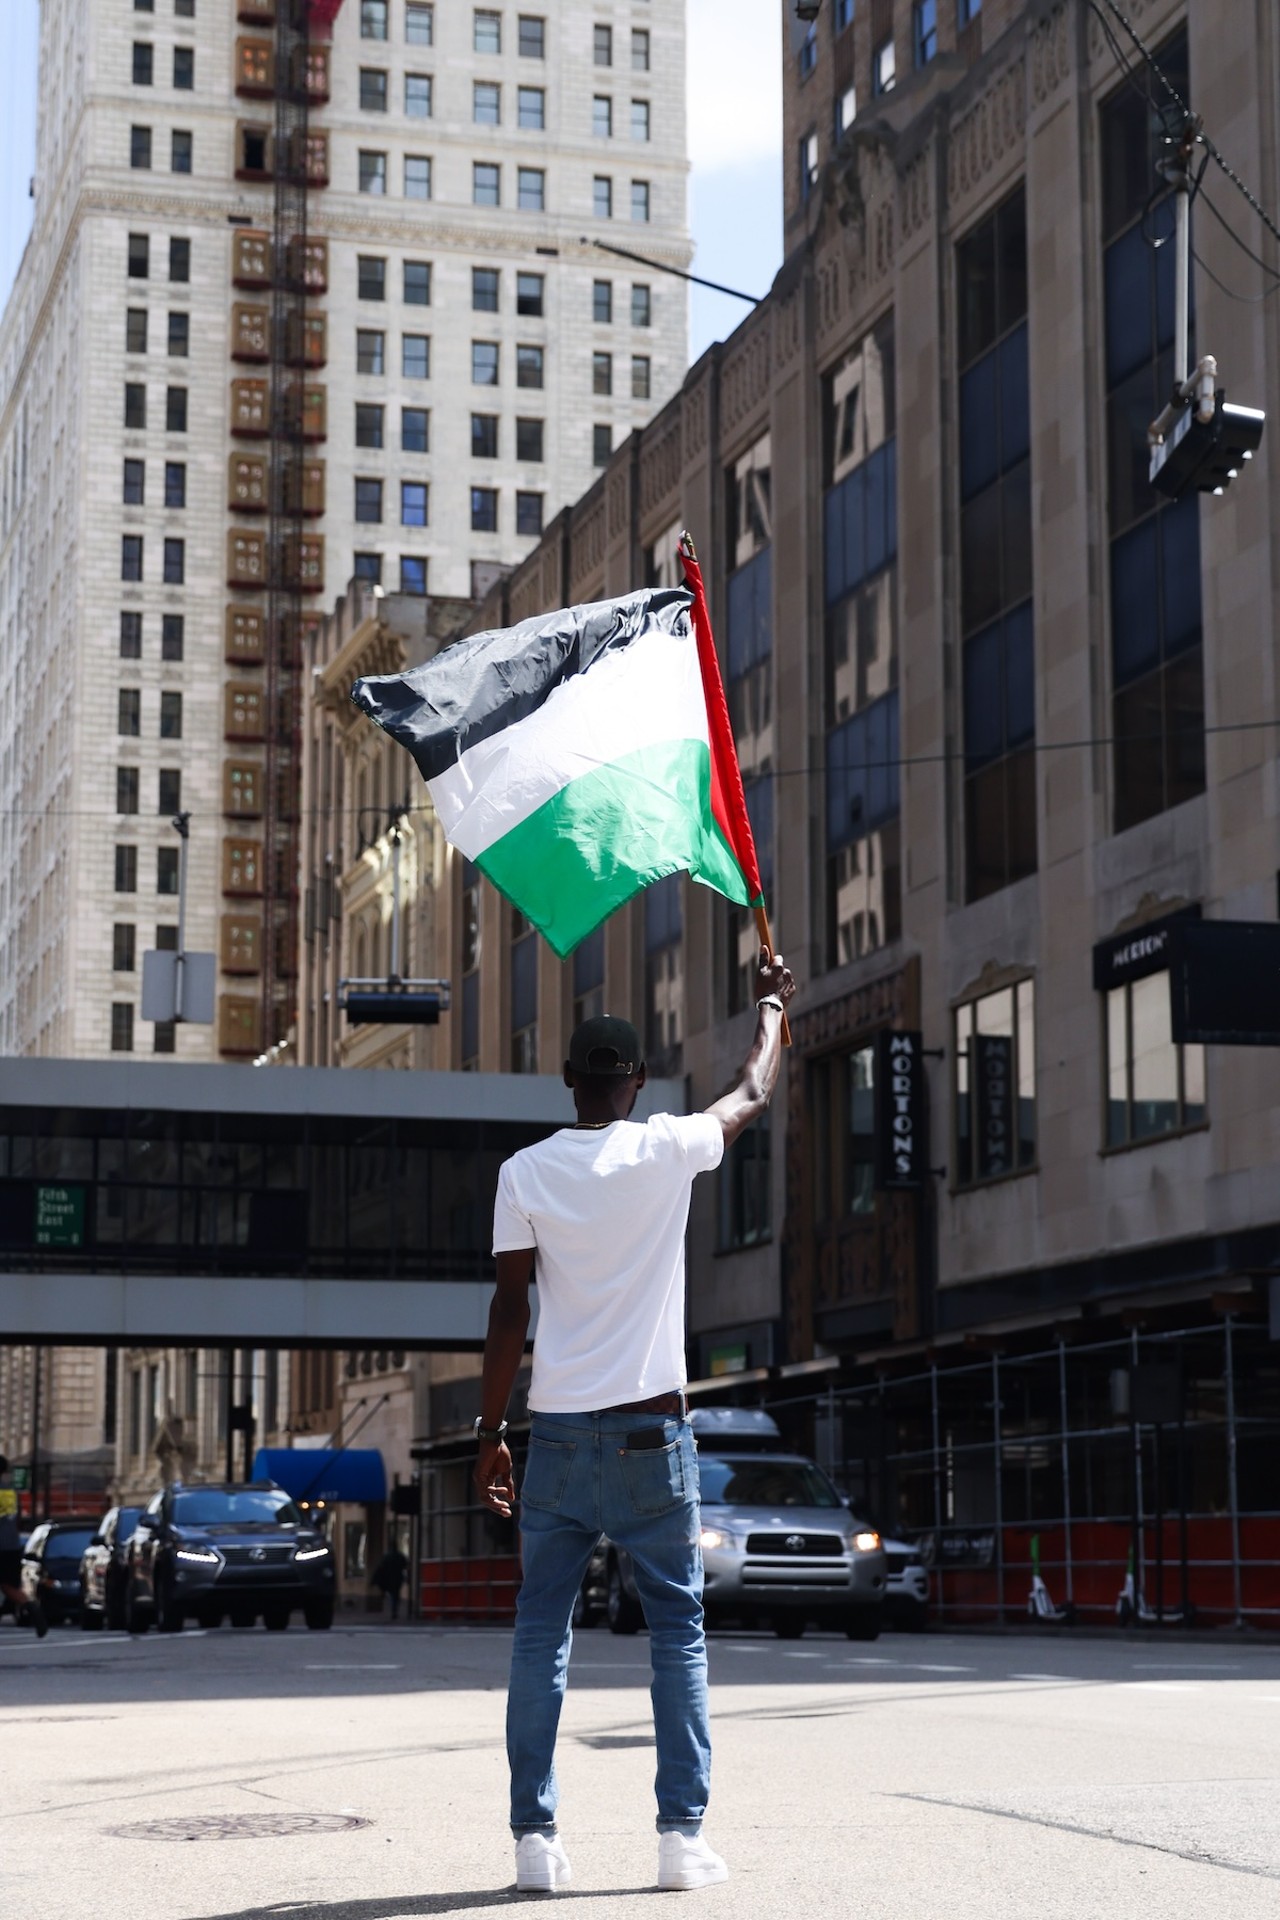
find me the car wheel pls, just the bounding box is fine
[263,1606,290,1632]
[772,1613,806,1639]
[304,1600,335,1631]
[845,1606,882,1642]
[606,1560,642,1635]
[156,1572,184,1634]
[81,1604,103,1631]
[125,1586,152,1636]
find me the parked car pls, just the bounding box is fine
[880,1534,930,1630]
[20,1519,100,1625]
[126,1481,335,1633]
[79,1506,143,1631]
[603,1408,886,1640]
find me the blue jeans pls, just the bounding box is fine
[507,1410,709,1837]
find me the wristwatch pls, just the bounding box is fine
[474,1416,509,1443]
[756,994,784,1013]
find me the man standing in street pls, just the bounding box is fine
[0,1455,46,1636]
[475,949,796,1893]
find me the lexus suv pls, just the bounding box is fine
[604,1408,886,1640]
[126,1482,335,1633]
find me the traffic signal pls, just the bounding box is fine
[343,989,443,1026]
[1150,390,1265,499]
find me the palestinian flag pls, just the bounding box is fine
[350,566,764,958]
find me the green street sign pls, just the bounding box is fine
[35,1184,85,1248]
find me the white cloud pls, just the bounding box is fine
[686,0,782,173]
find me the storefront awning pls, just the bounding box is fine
[252,1447,387,1505]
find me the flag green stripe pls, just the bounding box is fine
[475,738,753,958]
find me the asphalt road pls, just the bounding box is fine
[2,1617,1278,1919]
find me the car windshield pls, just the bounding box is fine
[48,1528,95,1560]
[172,1490,303,1528]
[697,1459,843,1509]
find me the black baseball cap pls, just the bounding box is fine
[568,1015,643,1078]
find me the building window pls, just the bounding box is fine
[592,351,612,396]
[472,267,499,312]
[593,23,612,65]
[403,259,431,305]
[405,72,432,118]
[632,28,650,71]
[119,687,142,735]
[592,423,612,467]
[472,340,499,385]
[169,237,190,282]
[823,321,900,967]
[404,155,431,199]
[354,551,382,587]
[406,3,433,45]
[799,131,819,202]
[474,80,500,125]
[358,255,386,300]
[358,149,387,194]
[835,0,855,30]
[1104,970,1205,1148]
[472,413,499,458]
[473,162,500,206]
[355,477,383,523]
[356,402,384,448]
[630,180,650,223]
[798,22,818,78]
[157,847,179,895]
[914,0,937,67]
[357,329,385,374]
[518,167,545,211]
[954,979,1036,1185]
[117,767,140,815]
[130,125,152,169]
[958,184,1034,902]
[359,67,388,111]
[158,768,181,814]
[153,1020,176,1056]
[593,175,612,219]
[593,95,613,138]
[1102,30,1203,832]
[958,0,982,23]
[123,458,146,505]
[361,0,388,37]
[631,99,650,143]
[115,845,139,893]
[168,312,189,356]
[162,536,184,583]
[126,308,148,353]
[132,43,154,85]
[401,481,428,527]
[403,333,430,378]
[718,1113,770,1251]
[593,280,612,323]
[632,283,651,327]
[111,1004,135,1053]
[402,406,429,453]
[873,36,895,94]
[837,85,856,136]
[516,416,544,462]
[516,490,543,536]
[161,614,184,660]
[474,8,501,53]
[516,271,544,316]
[632,355,651,401]
[810,1047,875,1221]
[173,47,194,89]
[517,344,544,388]
[170,129,192,172]
[122,535,144,583]
[164,462,185,507]
[165,386,187,431]
[128,233,150,278]
[518,86,545,129]
[120,611,143,658]
[160,690,183,739]
[567,926,603,1030]
[510,911,538,1072]
[113,924,137,972]
[400,555,427,596]
[644,874,683,1075]
[471,486,499,532]
[519,15,545,59]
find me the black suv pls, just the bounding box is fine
[126,1482,335,1633]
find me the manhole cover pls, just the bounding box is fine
[110,1812,371,1843]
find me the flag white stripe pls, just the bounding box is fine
[427,618,708,859]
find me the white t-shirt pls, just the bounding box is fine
[491,1112,725,1413]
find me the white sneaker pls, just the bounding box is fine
[515,1831,573,1892]
[658,1831,729,1891]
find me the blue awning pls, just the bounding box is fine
[252,1447,387,1505]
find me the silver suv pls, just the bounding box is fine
[604,1408,886,1640]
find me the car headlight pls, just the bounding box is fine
[294,1545,330,1563]
[699,1527,735,1550]
[852,1531,881,1553]
[175,1547,220,1565]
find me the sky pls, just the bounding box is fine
[0,0,782,363]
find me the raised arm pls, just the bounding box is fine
[704,948,797,1149]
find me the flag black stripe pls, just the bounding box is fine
[350,586,693,782]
